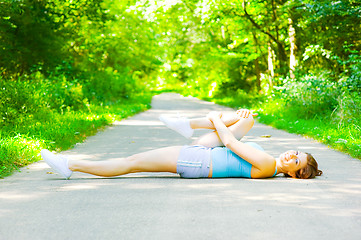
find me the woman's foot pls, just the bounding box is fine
[159,115,194,138]
[41,149,72,179]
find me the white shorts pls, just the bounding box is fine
[176,145,211,178]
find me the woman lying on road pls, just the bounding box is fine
[41,109,322,180]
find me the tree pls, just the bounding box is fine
[0,0,66,77]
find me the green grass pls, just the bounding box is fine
[0,94,152,178]
[256,112,361,158]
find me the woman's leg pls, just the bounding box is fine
[159,112,241,138]
[192,114,255,148]
[68,146,182,177]
[189,112,240,129]
[159,111,254,148]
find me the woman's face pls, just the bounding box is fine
[279,150,308,175]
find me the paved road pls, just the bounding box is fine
[1,93,361,240]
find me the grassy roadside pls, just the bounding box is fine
[0,94,152,178]
[256,113,361,158]
[210,96,361,160]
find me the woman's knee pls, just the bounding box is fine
[229,117,254,139]
[124,155,142,173]
[221,112,240,126]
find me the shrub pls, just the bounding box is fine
[333,91,361,126]
[83,67,138,103]
[274,75,338,119]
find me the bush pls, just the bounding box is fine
[336,45,361,94]
[333,91,361,126]
[0,73,89,130]
[273,75,338,119]
[83,67,138,103]
[0,77,47,127]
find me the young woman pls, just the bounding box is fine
[41,109,322,180]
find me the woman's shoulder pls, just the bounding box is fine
[251,160,277,178]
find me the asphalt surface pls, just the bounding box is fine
[1,92,361,240]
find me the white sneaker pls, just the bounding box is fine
[41,149,72,179]
[159,115,194,138]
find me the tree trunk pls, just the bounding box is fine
[288,17,297,79]
[267,41,275,92]
[252,32,261,91]
[268,42,275,78]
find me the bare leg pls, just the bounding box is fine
[192,115,255,148]
[189,112,240,129]
[68,146,182,177]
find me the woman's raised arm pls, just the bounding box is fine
[208,111,275,173]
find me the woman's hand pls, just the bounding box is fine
[207,111,223,122]
[236,109,258,119]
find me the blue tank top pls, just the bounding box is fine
[211,142,276,178]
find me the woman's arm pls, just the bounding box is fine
[193,111,255,148]
[208,111,275,172]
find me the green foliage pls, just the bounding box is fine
[83,67,139,103]
[333,91,361,127]
[275,75,338,119]
[0,0,67,76]
[336,46,361,93]
[212,89,259,109]
[0,74,88,129]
